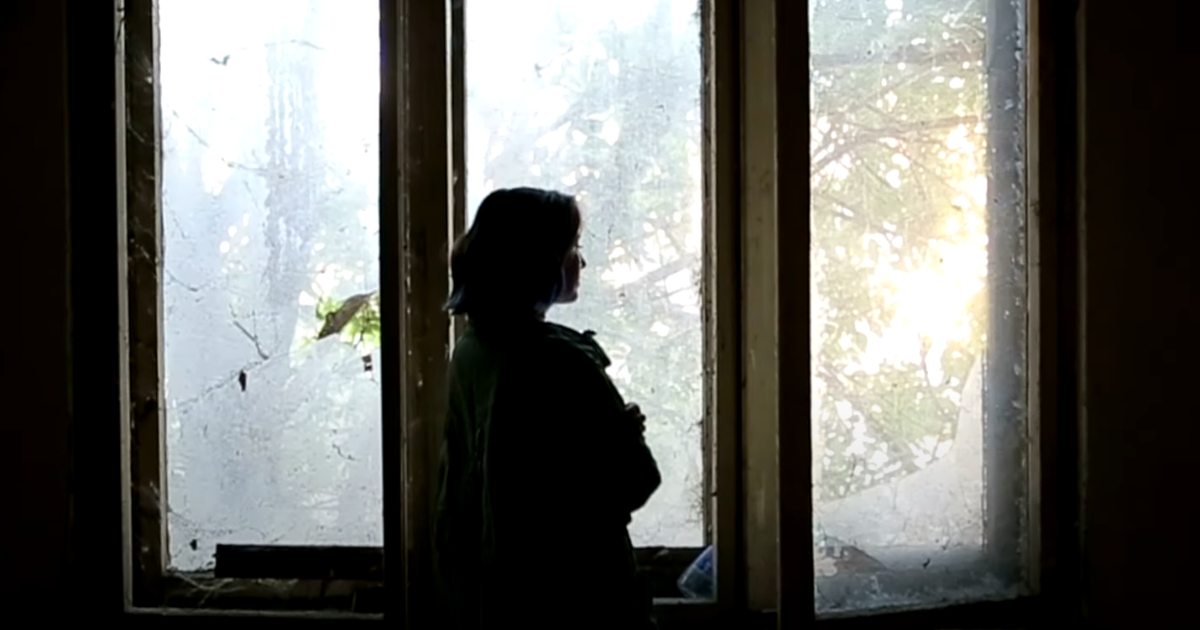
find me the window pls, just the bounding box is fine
[122,0,735,615]
[806,0,1029,614]
[769,0,1034,621]
[465,0,707,550]
[125,0,388,611]
[159,0,383,573]
[119,0,1053,624]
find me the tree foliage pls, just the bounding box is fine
[809,0,990,500]
[162,0,382,569]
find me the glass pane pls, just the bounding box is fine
[160,0,382,571]
[465,1,706,549]
[809,0,1027,613]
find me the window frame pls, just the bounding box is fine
[108,0,1080,625]
[399,0,748,622]
[772,0,1081,625]
[783,0,1035,614]
[123,0,166,608]
[118,0,411,615]
[118,0,745,619]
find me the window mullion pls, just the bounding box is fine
[379,0,404,619]
[740,0,782,614]
[983,0,1030,584]
[774,0,815,625]
[706,0,745,615]
[449,0,467,343]
[387,0,453,626]
[450,0,466,243]
[124,0,167,608]
[1027,0,1081,610]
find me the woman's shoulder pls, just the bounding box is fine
[539,321,612,369]
[453,320,612,374]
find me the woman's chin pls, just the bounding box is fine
[556,291,579,304]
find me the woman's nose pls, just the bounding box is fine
[581,254,587,269]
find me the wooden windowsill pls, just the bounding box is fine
[152,544,709,615]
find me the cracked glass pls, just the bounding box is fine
[807,0,1028,613]
[466,0,707,548]
[160,0,382,571]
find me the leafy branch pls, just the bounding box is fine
[313,290,381,356]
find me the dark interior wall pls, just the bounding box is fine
[2,0,72,601]
[1077,2,1200,625]
[3,1,1197,625]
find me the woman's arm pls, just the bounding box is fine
[606,400,661,514]
[546,344,662,519]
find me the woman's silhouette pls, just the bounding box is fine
[434,187,662,629]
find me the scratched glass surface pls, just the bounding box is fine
[160,0,381,571]
[466,0,706,547]
[807,0,1028,613]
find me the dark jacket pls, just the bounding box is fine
[434,319,661,629]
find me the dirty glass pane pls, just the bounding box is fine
[160,0,381,571]
[466,0,705,548]
[808,0,1027,613]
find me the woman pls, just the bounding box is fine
[434,187,662,629]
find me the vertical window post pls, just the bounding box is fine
[705,0,744,614]
[774,0,813,624]
[388,0,452,624]
[123,0,167,608]
[450,0,467,342]
[984,0,1029,586]
[1027,0,1081,611]
[379,0,405,622]
[741,0,781,614]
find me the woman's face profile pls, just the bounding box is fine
[557,241,585,304]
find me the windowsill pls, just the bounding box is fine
[128,607,381,620]
[127,599,747,629]
[149,545,708,616]
[144,545,1026,625]
[132,586,1030,630]
[158,573,385,614]
[126,603,769,630]
[125,600,1032,630]
[815,546,1027,617]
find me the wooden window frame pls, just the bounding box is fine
[106,0,1080,626]
[118,0,745,622]
[772,0,1082,626]
[778,0,1036,618]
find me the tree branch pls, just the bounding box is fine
[812,43,978,73]
[812,115,979,177]
[817,365,924,480]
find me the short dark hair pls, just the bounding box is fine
[446,187,581,318]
